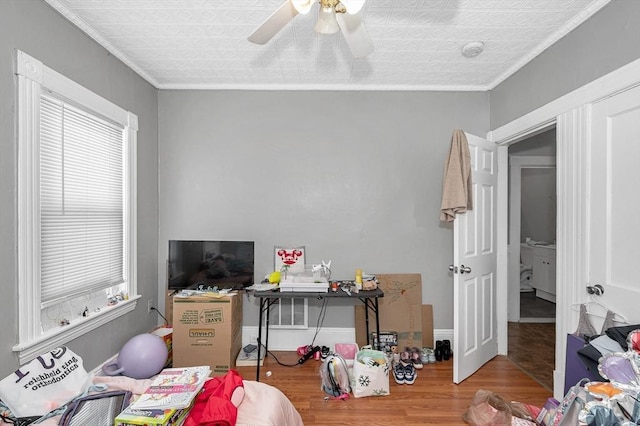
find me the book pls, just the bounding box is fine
[129,366,210,410]
[114,404,192,426]
[235,346,265,366]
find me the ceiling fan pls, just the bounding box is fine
[248,0,374,58]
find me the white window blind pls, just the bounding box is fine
[40,94,125,307]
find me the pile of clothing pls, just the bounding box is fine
[549,324,640,425]
[463,324,640,425]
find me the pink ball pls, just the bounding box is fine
[102,333,168,379]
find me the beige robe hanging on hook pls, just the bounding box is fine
[440,129,473,222]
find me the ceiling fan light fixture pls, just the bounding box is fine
[315,6,340,34]
[291,0,313,14]
[339,0,365,14]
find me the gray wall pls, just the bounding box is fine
[508,129,557,245]
[521,168,557,244]
[509,128,556,157]
[490,0,640,128]
[0,0,159,377]
[158,90,489,329]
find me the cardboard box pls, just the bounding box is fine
[172,293,242,376]
[165,290,176,326]
[151,326,173,368]
[421,304,434,348]
[355,274,423,350]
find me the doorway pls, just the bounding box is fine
[492,60,639,400]
[507,129,557,322]
[507,128,557,389]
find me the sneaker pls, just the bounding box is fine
[320,346,330,360]
[400,347,411,365]
[393,363,406,384]
[404,364,417,385]
[427,348,436,364]
[420,347,430,364]
[411,347,423,369]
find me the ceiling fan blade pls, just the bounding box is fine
[336,12,374,58]
[248,0,299,45]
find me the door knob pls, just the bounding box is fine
[460,265,471,274]
[448,265,458,273]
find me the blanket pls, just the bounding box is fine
[2,372,303,426]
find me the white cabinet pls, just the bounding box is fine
[532,246,556,303]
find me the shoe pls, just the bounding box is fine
[442,340,452,361]
[435,341,443,361]
[320,346,330,360]
[403,364,417,385]
[421,347,436,364]
[411,347,423,369]
[420,347,430,364]
[297,345,308,356]
[393,363,406,384]
[400,347,411,365]
[427,348,436,364]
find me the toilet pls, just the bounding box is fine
[520,243,534,292]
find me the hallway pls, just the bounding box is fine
[508,322,555,391]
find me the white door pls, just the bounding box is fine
[587,86,640,328]
[452,132,499,384]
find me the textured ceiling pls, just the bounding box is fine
[44,0,611,91]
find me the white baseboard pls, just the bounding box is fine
[92,327,454,375]
[434,329,454,351]
[242,326,454,351]
[91,354,117,376]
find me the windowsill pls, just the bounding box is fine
[12,296,140,364]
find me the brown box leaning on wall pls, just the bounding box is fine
[172,293,242,376]
[165,290,175,326]
[355,274,423,350]
[422,304,434,348]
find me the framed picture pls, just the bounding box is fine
[274,246,306,274]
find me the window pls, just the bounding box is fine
[15,50,139,363]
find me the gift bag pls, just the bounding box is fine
[351,346,389,398]
[0,346,92,417]
[556,378,591,426]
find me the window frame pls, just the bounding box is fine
[14,50,139,364]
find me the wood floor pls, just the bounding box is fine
[235,352,552,425]
[508,322,556,391]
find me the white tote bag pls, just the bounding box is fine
[0,346,92,417]
[351,347,390,398]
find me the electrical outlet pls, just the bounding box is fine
[147,299,153,314]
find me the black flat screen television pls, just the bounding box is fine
[167,240,255,290]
